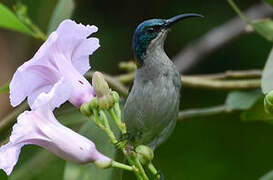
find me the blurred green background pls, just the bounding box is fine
[1,0,273,180]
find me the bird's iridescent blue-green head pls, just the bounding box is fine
[133,13,203,65]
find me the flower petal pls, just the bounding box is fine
[0,144,21,176]
[9,19,98,109]
[10,65,60,107]
[55,19,99,74]
[72,37,100,74]
[0,111,50,175]
[0,106,111,175]
[31,78,72,111]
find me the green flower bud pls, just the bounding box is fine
[135,145,154,165]
[80,102,92,116]
[94,159,112,169]
[265,90,273,114]
[112,91,120,103]
[92,71,115,109]
[92,72,110,97]
[89,98,99,109]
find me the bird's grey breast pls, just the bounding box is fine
[124,58,181,147]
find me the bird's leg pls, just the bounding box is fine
[114,132,128,144]
[118,132,133,142]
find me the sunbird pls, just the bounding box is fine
[124,13,203,149]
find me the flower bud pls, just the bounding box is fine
[89,98,99,109]
[92,72,110,97]
[92,72,115,109]
[265,90,273,114]
[94,157,112,169]
[80,102,92,116]
[135,145,154,165]
[112,91,120,103]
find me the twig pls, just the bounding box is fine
[173,2,273,73]
[113,71,261,90]
[181,77,260,90]
[119,61,137,72]
[178,105,229,121]
[115,72,135,84]
[186,69,261,79]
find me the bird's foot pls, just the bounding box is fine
[119,132,131,142]
[114,133,131,148]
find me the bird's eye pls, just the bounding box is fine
[147,27,155,33]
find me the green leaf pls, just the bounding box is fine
[47,0,75,34]
[262,47,273,94]
[0,3,33,36]
[225,90,262,111]
[9,150,59,180]
[240,96,273,122]
[265,0,273,7]
[63,120,122,180]
[0,83,9,94]
[259,170,273,180]
[252,19,273,42]
[228,0,273,42]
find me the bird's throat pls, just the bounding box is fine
[134,30,168,67]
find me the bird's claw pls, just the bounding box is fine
[119,132,131,142]
[114,133,131,148]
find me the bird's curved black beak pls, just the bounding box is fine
[164,13,203,28]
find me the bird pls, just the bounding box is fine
[123,13,203,150]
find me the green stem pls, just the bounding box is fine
[114,103,121,119]
[99,110,111,130]
[147,163,160,179]
[13,2,47,41]
[122,149,144,180]
[133,156,149,180]
[84,100,149,179]
[89,113,145,179]
[91,110,118,144]
[111,161,136,172]
[109,107,126,134]
[90,116,105,130]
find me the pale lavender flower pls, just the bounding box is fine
[10,19,99,108]
[0,79,111,175]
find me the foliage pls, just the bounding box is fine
[225,90,262,111]
[262,47,273,94]
[0,3,33,36]
[260,170,273,180]
[47,0,75,34]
